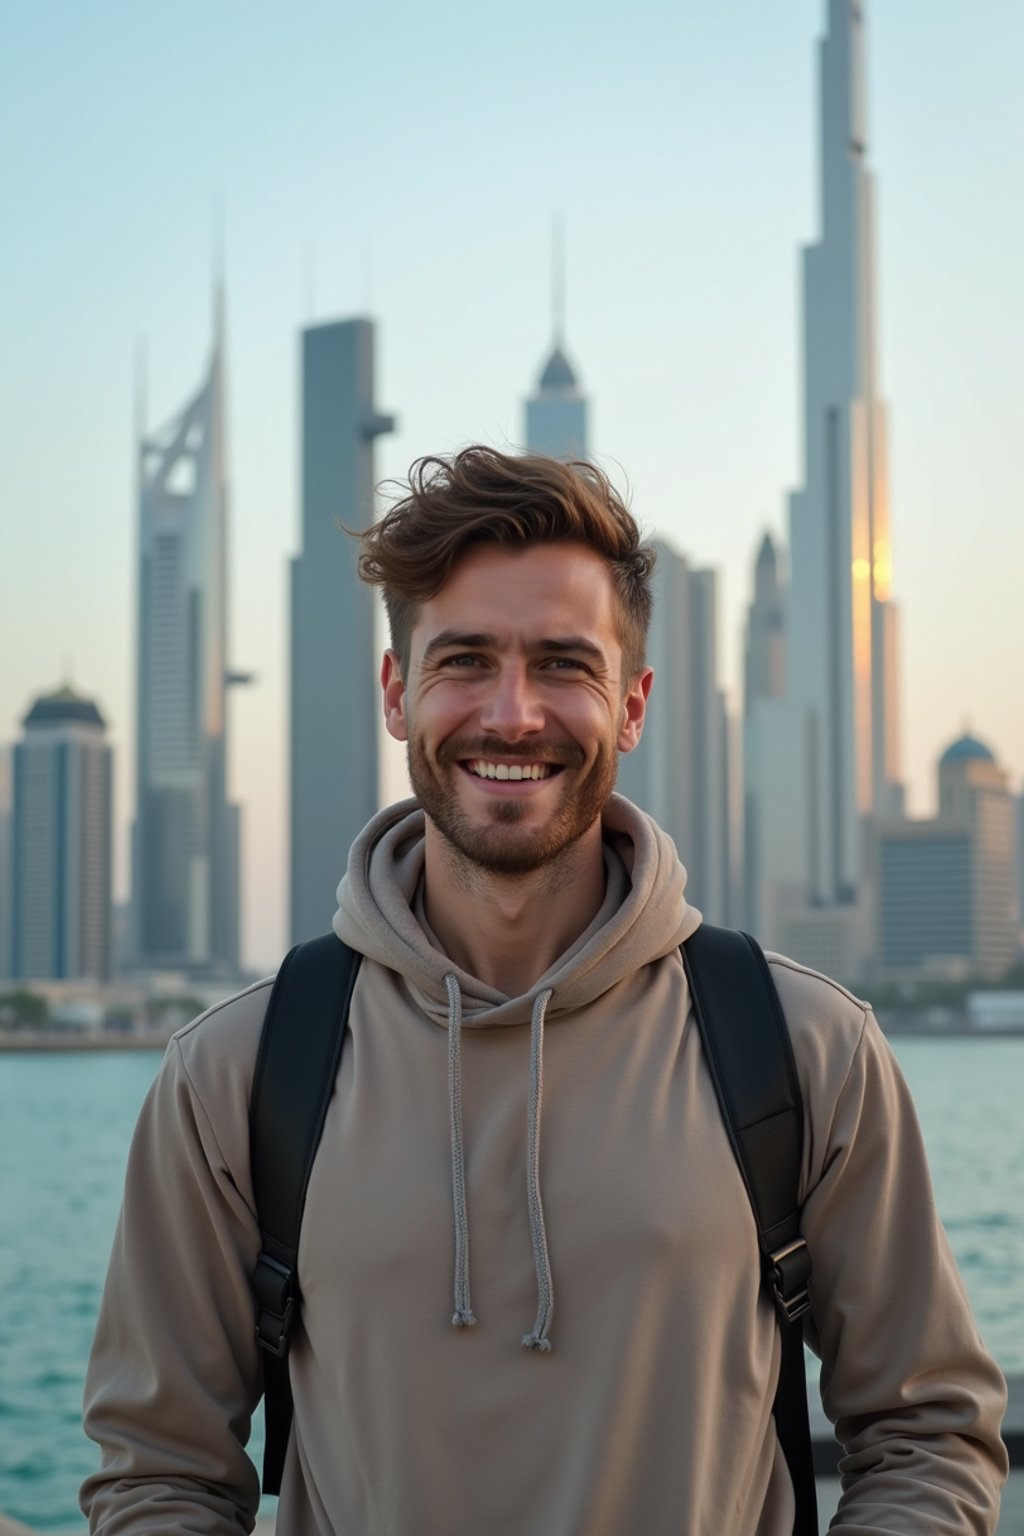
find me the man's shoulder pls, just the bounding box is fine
[764,951,871,1028]
[168,974,277,1102]
[762,949,875,1094]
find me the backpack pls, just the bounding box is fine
[249,924,818,1534]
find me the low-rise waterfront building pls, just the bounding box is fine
[0,748,11,980]
[874,733,1016,982]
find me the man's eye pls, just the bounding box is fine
[544,657,588,672]
[442,654,483,668]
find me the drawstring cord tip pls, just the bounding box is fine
[521,1332,552,1353]
[452,1309,478,1328]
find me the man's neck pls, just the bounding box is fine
[421,822,607,996]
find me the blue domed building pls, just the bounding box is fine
[939,733,995,766]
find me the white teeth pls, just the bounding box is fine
[468,760,552,781]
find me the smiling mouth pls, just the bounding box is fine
[461,760,563,782]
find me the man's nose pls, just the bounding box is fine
[477,665,545,739]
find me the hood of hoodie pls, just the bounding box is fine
[333,792,701,1026]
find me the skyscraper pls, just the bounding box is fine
[524,226,588,459]
[132,290,241,977]
[10,685,112,982]
[787,0,902,907]
[617,542,732,924]
[741,532,813,944]
[290,318,395,945]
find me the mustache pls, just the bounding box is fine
[438,737,585,770]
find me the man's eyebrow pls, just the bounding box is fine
[421,630,608,664]
[421,630,497,663]
[534,636,607,662]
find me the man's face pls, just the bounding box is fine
[382,542,652,876]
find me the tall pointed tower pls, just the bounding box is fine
[131,287,241,977]
[743,533,786,719]
[788,0,902,906]
[525,221,589,459]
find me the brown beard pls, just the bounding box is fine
[407,732,618,875]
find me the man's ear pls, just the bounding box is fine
[617,667,654,753]
[381,650,409,742]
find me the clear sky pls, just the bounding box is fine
[2,1,1021,972]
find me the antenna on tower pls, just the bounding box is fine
[134,336,148,444]
[551,211,566,347]
[361,239,373,314]
[304,246,316,323]
[211,192,226,349]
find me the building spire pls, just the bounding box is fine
[551,211,565,347]
[211,193,226,355]
[525,217,588,458]
[304,245,316,323]
[361,238,374,314]
[134,336,148,443]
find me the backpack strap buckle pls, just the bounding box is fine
[253,1251,296,1358]
[768,1237,812,1324]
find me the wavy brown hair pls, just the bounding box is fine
[359,446,656,678]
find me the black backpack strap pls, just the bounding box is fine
[249,933,362,1495]
[681,924,817,1536]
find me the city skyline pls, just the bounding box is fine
[2,1,1021,969]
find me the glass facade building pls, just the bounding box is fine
[787,0,903,905]
[132,296,240,976]
[289,319,394,945]
[11,687,112,981]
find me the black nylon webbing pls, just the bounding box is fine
[681,925,817,1536]
[249,933,361,1494]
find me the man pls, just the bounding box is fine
[82,447,1007,1533]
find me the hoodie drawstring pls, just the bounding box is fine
[444,975,556,1352]
[522,987,555,1351]
[445,974,477,1328]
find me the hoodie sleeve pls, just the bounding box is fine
[798,1005,1008,1531]
[80,1030,264,1534]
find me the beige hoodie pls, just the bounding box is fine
[81,796,1007,1534]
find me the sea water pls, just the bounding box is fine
[1,1037,1021,1531]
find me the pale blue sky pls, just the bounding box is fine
[2,1,1021,969]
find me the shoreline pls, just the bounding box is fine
[2,1023,1024,1052]
[0,1032,172,1052]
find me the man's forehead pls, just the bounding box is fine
[412,545,619,649]
[435,542,614,604]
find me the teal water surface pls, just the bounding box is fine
[1,1037,1021,1530]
